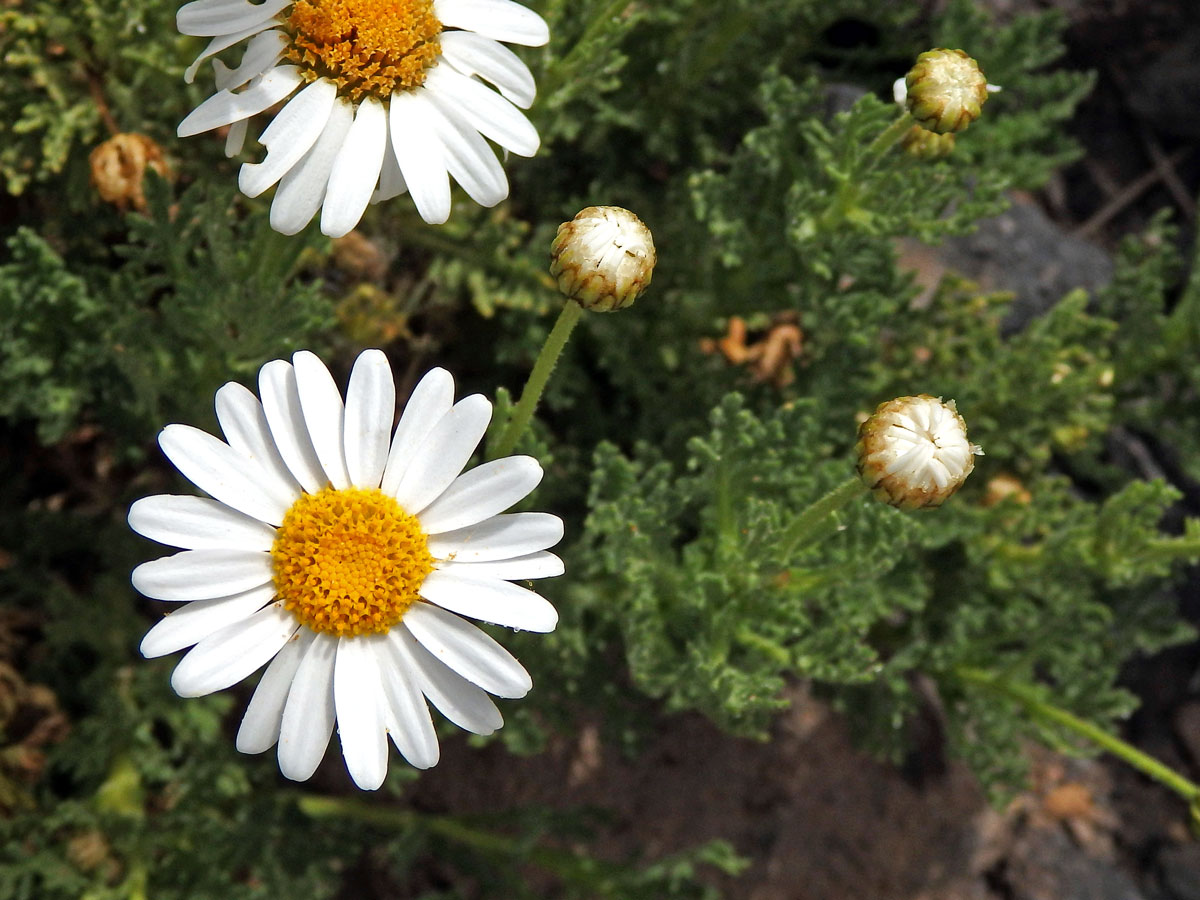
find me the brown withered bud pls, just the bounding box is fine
[89,133,171,212]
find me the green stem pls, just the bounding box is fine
[1143,535,1200,561]
[489,299,584,459]
[298,795,515,854]
[296,794,620,887]
[817,112,913,230]
[957,666,1200,804]
[777,475,867,562]
[862,111,915,172]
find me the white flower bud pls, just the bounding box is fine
[856,395,982,510]
[549,206,656,312]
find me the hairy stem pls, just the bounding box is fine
[956,666,1200,805]
[489,299,584,459]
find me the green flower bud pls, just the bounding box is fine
[856,395,981,510]
[900,124,956,159]
[905,49,989,134]
[550,206,656,312]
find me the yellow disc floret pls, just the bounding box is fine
[272,486,433,636]
[283,0,443,102]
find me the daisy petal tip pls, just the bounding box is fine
[139,629,169,660]
[528,608,558,634]
[277,756,318,783]
[408,745,441,770]
[347,765,388,791]
[169,666,209,700]
[129,560,157,597]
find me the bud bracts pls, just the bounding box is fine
[905,49,989,134]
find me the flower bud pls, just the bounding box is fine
[550,206,656,312]
[900,124,956,159]
[856,395,982,510]
[904,49,989,134]
[89,133,171,212]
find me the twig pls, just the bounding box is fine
[1138,126,1196,221]
[1073,148,1190,239]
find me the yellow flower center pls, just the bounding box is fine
[282,0,443,102]
[272,486,434,636]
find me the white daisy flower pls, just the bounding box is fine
[130,349,563,790]
[175,0,549,236]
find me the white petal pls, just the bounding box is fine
[439,31,536,108]
[334,637,389,790]
[215,381,302,499]
[424,65,539,157]
[424,95,509,208]
[378,644,439,769]
[177,0,290,36]
[388,91,451,224]
[178,66,302,138]
[259,359,328,494]
[321,96,388,238]
[225,119,249,157]
[239,78,337,198]
[291,350,352,490]
[128,495,276,551]
[419,568,558,632]
[417,455,542,534]
[237,628,316,754]
[140,583,277,658]
[132,549,273,602]
[278,632,337,782]
[169,604,297,698]
[380,368,455,496]
[433,0,550,46]
[437,551,563,580]
[271,98,354,235]
[401,602,531,697]
[388,627,502,734]
[343,350,396,490]
[392,394,492,514]
[212,29,286,91]
[158,423,291,525]
[427,512,563,562]
[372,126,408,204]
[185,23,279,83]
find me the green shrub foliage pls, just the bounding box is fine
[2,0,1197,896]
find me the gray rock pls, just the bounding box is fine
[939,199,1114,333]
[1006,826,1149,900]
[1159,842,1200,900]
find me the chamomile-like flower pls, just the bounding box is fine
[176,0,549,235]
[130,350,563,790]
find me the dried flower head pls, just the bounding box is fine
[549,206,656,312]
[905,49,989,134]
[89,133,171,212]
[856,395,982,510]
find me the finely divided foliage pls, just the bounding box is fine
[4,0,1200,896]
